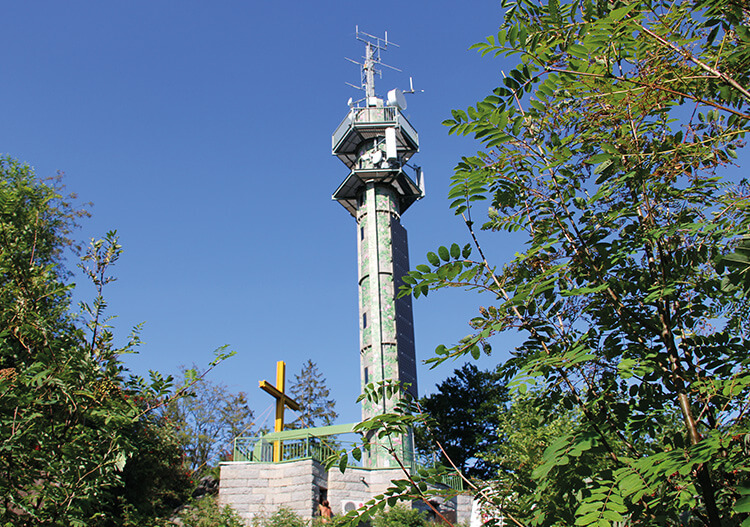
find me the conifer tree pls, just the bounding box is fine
[416,364,508,479]
[287,360,337,429]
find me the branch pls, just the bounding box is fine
[387,448,456,526]
[638,24,750,103]
[546,67,750,120]
[461,213,623,462]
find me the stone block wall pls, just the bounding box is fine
[220,459,326,524]
[219,460,472,526]
[456,494,474,525]
[327,467,406,515]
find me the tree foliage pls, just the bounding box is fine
[287,359,338,429]
[113,412,193,526]
[170,496,245,527]
[249,507,307,527]
[416,364,507,479]
[0,158,141,525]
[165,367,255,474]
[480,389,577,524]
[0,158,232,525]
[394,0,750,525]
[371,504,428,527]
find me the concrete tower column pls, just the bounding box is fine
[356,183,417,467]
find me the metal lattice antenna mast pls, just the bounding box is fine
[363,42,375,99]
[345,26,400,103]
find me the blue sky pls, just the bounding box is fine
[2,1,517,426]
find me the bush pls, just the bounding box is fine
[251,507,307,527]
[372,504,428,527]
[172,496,245,527]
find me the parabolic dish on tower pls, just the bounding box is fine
[387,88,407,110]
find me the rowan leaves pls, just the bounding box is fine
[405,0,750,524]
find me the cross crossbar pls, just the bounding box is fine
[259,380,301,411]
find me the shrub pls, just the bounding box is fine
[372,504,428,527]
[251,507,307,527]
[172,496,245,527]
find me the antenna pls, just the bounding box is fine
[345,26,401,102]
[403,77,424,95]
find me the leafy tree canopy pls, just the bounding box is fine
[0,158,231,525]
[393,0,750,525]
[416,363,508,479]
[0,158,142,525]
[165,366,256,474]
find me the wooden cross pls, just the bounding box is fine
[259,360,300,462]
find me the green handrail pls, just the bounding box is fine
[231,425,462,491]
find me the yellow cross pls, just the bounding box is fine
[259,360,301,462]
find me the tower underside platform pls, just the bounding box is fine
[332,168,422,217]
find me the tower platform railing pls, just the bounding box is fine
[233,422,361,466]
[332,106,419,154]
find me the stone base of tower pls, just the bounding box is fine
[219,460,472,525]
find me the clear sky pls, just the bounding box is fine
[2,1,536,426]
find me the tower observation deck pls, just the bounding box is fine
[331,29,424,468]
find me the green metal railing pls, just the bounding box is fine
[234,435,342,464]
[231,423,463,491]
[233,423,360,465]
[439,473,463,491]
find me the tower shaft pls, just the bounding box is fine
[358,184,418,405]
[356,184,417,467]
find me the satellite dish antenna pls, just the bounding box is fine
[387,88,407,110]
[347,97,354,107]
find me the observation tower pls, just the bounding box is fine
[331,28,424,468]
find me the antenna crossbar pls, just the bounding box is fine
[355,25,400,50]
[348,26,401,100]
[343,26,420,106]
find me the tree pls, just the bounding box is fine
[250,507,307,527]
[0,159,86,368]
[415,364,507,479]
[116,414,192,524]
[170,495,245,527]
[165,367,256,474]
[287,360,338,429]
[479,389,577,524]
[0,158,228,525]
[0,158,139,525]
[396,0,750,525]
